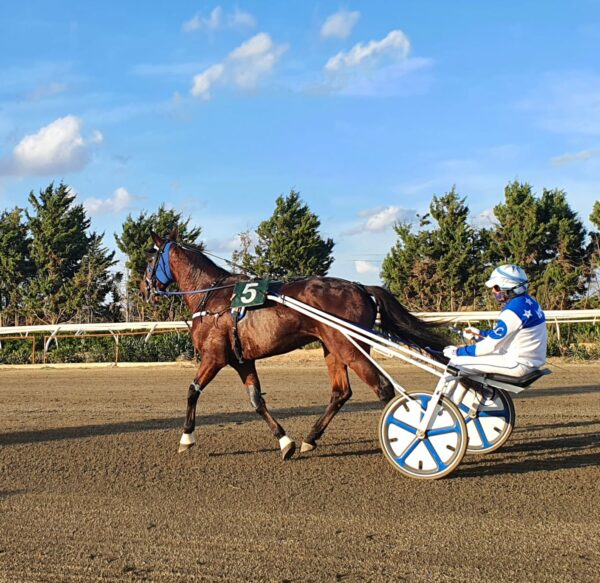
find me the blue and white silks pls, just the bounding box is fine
[456,294,547,368]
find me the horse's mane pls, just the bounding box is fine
[177,241,231,278]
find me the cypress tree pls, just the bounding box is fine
[491,182,587,309]
[24,182,119,324]
[115,204,202,320]
[382,188,482,311]
[0,207,32,326]
[246,190,334,280]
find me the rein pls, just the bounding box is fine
[155,284,235,296]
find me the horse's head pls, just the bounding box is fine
[141,228,178,303]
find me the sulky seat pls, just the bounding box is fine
[481,368,551,388]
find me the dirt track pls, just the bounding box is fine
[1,358,599,582]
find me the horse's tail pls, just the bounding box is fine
[365,286,450,356]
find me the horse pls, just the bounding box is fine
[142,228,450,460]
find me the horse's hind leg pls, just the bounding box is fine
[233,360,296,461]
[347,354,396,403]
[301,350,352,453]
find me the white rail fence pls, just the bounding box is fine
[1,309,598,337]
[1,310,598,364]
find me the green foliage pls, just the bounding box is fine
[70,234,123,323]
[115,204,203,320]
[39,332,195,364]
[381,188,484,311]
[243,190,334,280]
[0,182,120,325]
[585,201,600,302]
[0,207,32,326]
[492,183,587,309]
[230,230,253,274]
[0,338,35,364]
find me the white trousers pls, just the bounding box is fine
[449,354,535,378]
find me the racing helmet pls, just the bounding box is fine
[485,264,528,295]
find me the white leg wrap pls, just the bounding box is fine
[180,431,197,446]
[279,435,293,451]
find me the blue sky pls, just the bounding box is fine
[1,1,599,284]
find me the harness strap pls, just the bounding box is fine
[231,308,245,364]
[194,276,228,315]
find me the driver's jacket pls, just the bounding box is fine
[456,294,547,368]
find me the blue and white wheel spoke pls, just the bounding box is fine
[386,417,417,434]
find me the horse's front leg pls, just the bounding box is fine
[179,358,222,453]
[233,360,296,461]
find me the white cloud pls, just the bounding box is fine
[364,206,405,231]
[316,29,431,97]
[321,9,360,39]
[1,115,102,176]
[191,64,225,99]
[229,8,256,28]
[550,149,596,166]
[189,33,287,99]
[471,208,497,228]
[83,187,136,215]
[343,205,415,236]
[183,6,255,32]
[183,7,222,32]
[325,30,410,74]
[354,260,379,274]
[228,33,287,89]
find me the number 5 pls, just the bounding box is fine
[240,282,259,304]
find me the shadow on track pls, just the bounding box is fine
[515,383,600,399]
[0,401,383,446]
[459,425,600,478]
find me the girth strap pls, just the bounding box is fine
[231,308,245,364]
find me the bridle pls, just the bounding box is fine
[145,239,175,300]
[144,239,237,303]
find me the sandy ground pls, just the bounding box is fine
[0,357,599,582]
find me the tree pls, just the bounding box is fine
[382,188,483,311]
[0,207,32,326]
[115,204,203,320]
[70,234,121,323]
[491,181,547,277]
[245,190,334,280]
[23,182,119,324]
[491,182,587,309]
[582,201,600,305]
[230,229,254,274]
[535,189,587,309]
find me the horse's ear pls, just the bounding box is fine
[168,226,179,241]
[150,230,163,248]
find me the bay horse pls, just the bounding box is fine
[143,229,449,460]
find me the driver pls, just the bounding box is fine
[443,264,547,377]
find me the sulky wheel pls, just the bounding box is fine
[379,389,468,480]
[453,386,515,455]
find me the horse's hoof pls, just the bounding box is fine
[300,440,316,453]
[279,435,296,461]
[178,431,196,453]
[281,441,296,461]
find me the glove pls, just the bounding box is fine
[443,345,458,359]
[462,326,481,341]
